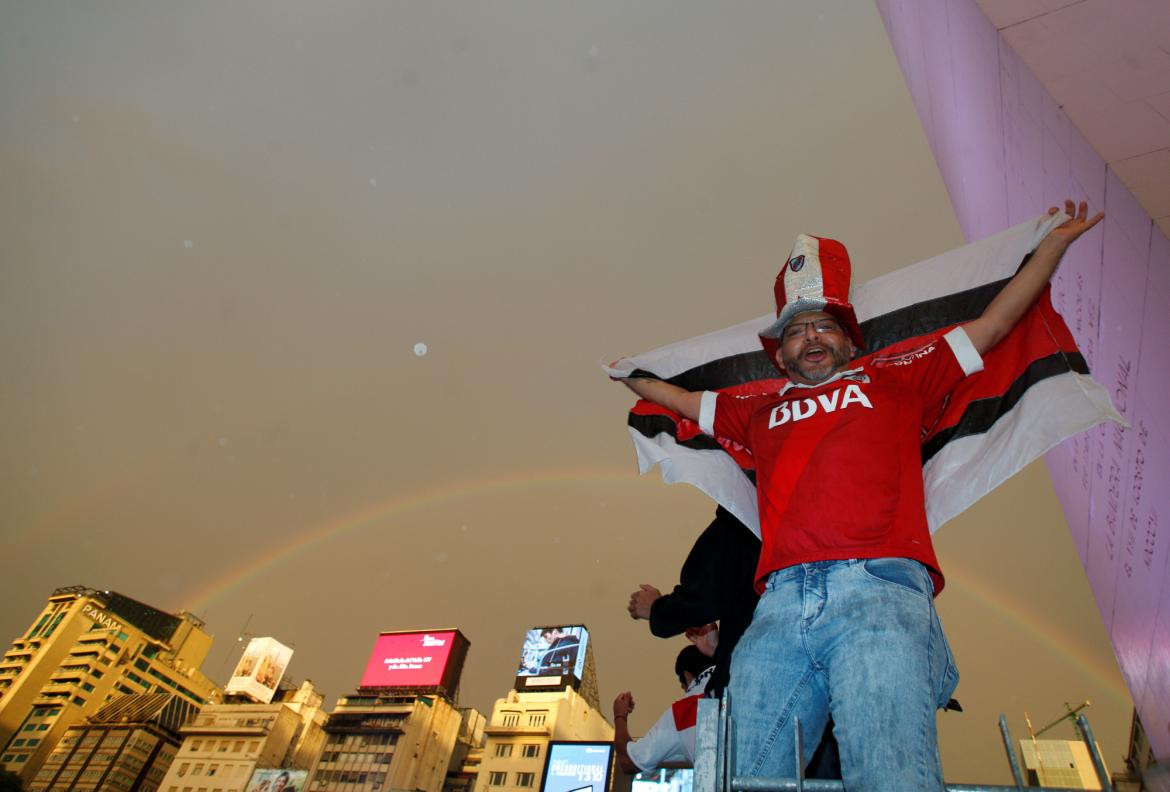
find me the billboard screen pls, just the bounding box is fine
[244,768,308,792]
[516,625,588,681]
[225,637,293,704]
[359,629,466,690]
[540,742,613,792]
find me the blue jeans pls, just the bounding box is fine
[727,558,959,792]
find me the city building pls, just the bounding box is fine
[1112,709,1160,792]
[443,708,485,792]
[306,690,466,792]
[474,687,614,792]
[27,692,198,792]
[1019,738,1111,790]
[304,628,480,792]
[474,625,613,792]
[0,586,221,784]
[156,678,328,792]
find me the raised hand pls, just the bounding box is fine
[628,584,662,620]
[613,691,636,718]
[1045,199,1104,248]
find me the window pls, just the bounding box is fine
[232,741,243,752]
[522,744,540,758]
[204,741,215,752]
[177,763,189,777]
[208,764,218,776]
[516,772,535,787]
[488,771,507,786]
[500,712,520,727]
[190,741,202,751]
[494,743,513,758]
[193,764,205,775]
[527,712,547,727]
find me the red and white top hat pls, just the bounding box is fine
[759,233,864,369]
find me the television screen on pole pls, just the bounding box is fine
[516,625,589,682]
[358,629,468,693]
[539,742,613,792]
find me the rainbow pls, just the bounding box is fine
[942,560,1131,705]
[180,467,1131,707]
[183,467,642,611]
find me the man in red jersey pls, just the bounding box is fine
[613,201,1102,791]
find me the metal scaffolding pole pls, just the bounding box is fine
[692,694,1111,792]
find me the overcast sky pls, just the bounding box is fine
[0,2,1132,783]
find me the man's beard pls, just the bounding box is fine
[782,344,853,384]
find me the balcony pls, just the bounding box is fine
[483,724,552,737]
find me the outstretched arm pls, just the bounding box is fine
[618,374,703,423]
[612,692,640,774]
[963,199,1103,355]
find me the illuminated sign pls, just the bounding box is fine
[359,629,468,691]
[225,637,293,704]
[540,742,613,792]
[244,768,308,792]
[81,603,123,633]
[516,625,588,682]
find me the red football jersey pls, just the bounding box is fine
[700,327,983,595]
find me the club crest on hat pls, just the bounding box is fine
[758,233,865,371]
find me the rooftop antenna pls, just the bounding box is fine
[219,613,254,676]
[1035,700,1092,742]
[1024,710,1045,777]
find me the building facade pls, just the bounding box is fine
[474,687,614,792]
[1019,738,1111,790]
[157,679,328,792]
[0,586,221,783]
[28,693,197,792]
[305,692,468,792]
[443,708,485,792]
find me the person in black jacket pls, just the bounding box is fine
[626,506,840,779]
[627,506,758,697]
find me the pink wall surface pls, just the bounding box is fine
[875,0,1170,761]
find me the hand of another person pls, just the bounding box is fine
[613,691,636,718]
[685,622,719,657]
[628,584,662,620]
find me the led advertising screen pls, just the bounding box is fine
[225,637,293,704]
[243,768,308,792]
[540,742,613,792]
[359,629,468,691]
[516,625,588,681]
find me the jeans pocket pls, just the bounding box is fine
[934,613,960,709]
[860,557,932,600]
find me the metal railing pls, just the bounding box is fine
[692,694,1114,792]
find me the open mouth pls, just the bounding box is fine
[802,346,827,364]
